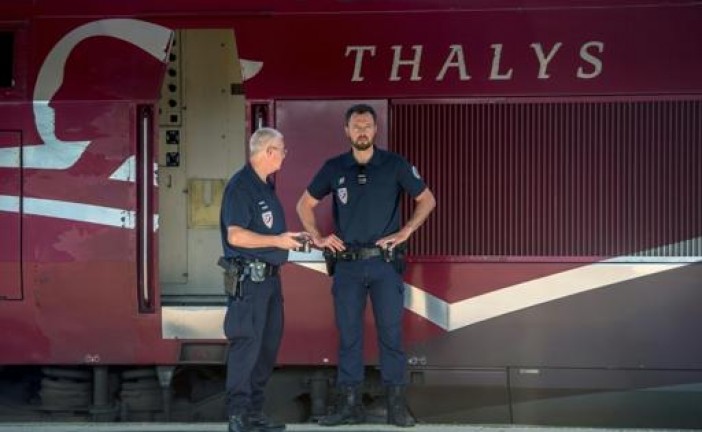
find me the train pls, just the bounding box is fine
[1,0,702,427]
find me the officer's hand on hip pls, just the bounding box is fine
[376,227,411,250]
[312,233,345,252]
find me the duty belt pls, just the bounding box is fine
[218,257,279,276]
[337,247,383,261]
[218,257,279,299]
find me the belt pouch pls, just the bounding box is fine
[249,261,267,282]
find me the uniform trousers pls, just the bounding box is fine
[332,256,406,388]
[224,275,283,416]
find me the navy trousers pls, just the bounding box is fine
[224,275,283,416]
[332,256,406,388]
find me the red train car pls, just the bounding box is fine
[1,0,702,426]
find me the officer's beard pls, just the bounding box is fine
[351,136,373,152]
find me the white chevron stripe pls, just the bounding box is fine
[293,249,701,331]
[443,262,686,331]
[162,243,701,339]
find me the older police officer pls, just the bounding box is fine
[296,104,436,427]
[220,127,306,432]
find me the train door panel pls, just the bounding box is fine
[0,131,21,300]
[157,29,247,301]
[274,100,388,232]
[273,101,388,362]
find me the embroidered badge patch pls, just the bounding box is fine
[261,211,273,228]
[337,187,348,204]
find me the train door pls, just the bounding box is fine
[0,131,21,300]
[273,101,389,363]
[157,29,247,304]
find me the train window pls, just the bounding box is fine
[0,32,14,88]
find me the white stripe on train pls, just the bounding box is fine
[0,194,158,230]
[161,241,700,339]
[1,195,699,336]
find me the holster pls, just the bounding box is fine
[323,249,337,277]
[218,256,241,297]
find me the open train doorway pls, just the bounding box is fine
[156,29,249,305]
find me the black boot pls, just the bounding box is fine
[319,386,365,426]
[228,414,259,432]
[248,411,286,431]
[387,386,415,427]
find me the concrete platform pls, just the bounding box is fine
[0,424,686,432]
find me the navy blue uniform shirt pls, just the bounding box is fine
[307,147,426,247]
[220,163,288,265]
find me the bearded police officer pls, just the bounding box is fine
[220,127,307,432]
[296,104,436,427]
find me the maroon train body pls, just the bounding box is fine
[1,0,701,426]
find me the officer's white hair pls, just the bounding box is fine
[249,127,283,156]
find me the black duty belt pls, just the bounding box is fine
[337,247,383,261]
[220,257,279,276]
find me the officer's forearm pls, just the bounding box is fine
[402,188,436,236]
[228,226,283,249]
[298,207,321,239]
[296,194,322,238]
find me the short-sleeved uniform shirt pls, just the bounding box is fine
[307,147,426,247]
[220,163,288,265]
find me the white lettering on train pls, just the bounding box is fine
[345,46,376,82]
[390,45,423,81]
[436,45,471,81]
[345,41,605,82]
[531,42,562,79]
[490,43,513,80]
[577,41,604,79]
